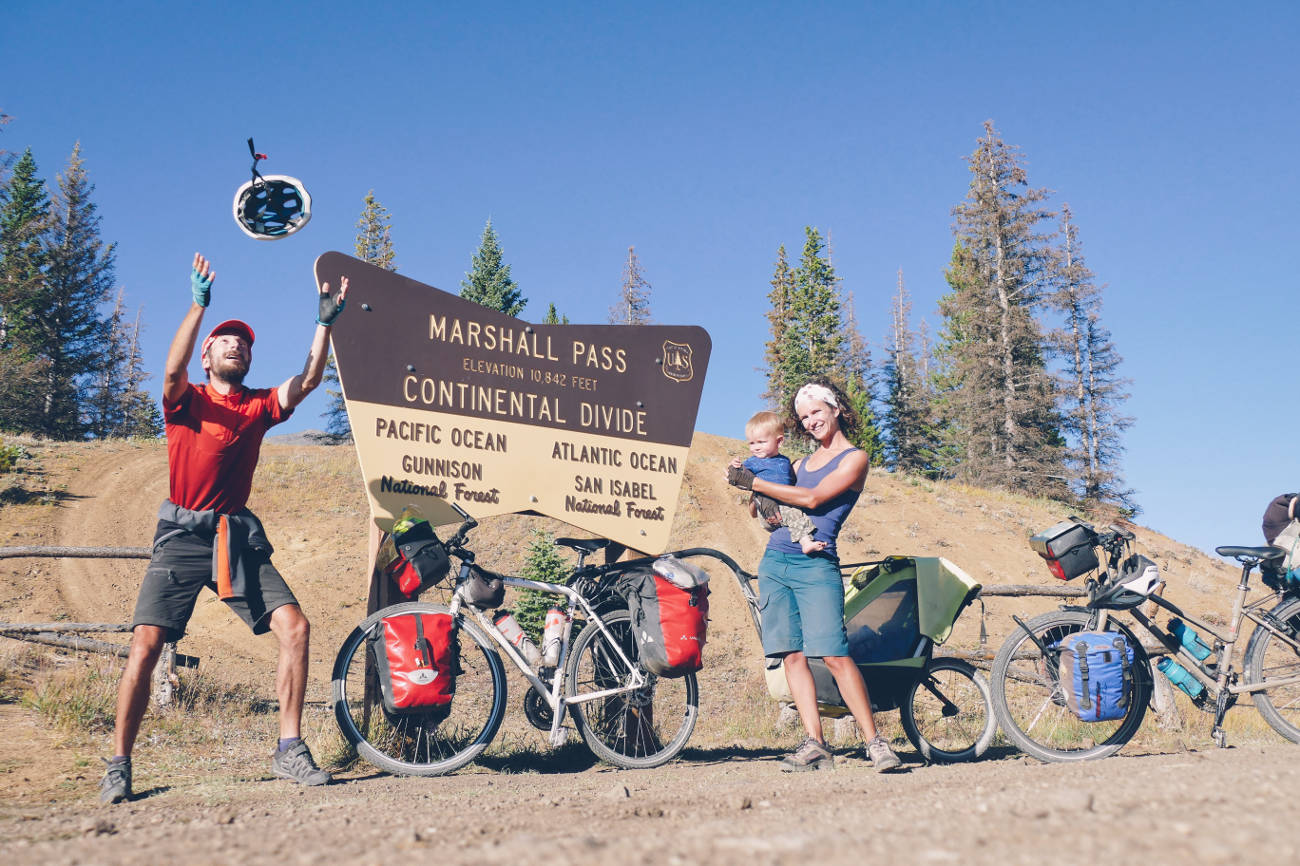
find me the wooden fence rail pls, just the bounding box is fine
[0,546,151,560]
[6,544,1178,723]
[0,546,196,706]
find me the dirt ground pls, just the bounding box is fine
[1,433,1292,865]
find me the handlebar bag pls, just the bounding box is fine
[621,569,709,678]
[371,612,458,715]
[386,517,451,599]
[462,563,506,609]
[1053,631,1134,722]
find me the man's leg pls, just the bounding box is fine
[268,603,309,739]
[266,603,331,786]
[112,625,168,756]
[102,624,167,803]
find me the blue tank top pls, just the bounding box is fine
[766,447,863,559]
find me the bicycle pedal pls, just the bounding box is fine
[548,727,571,748]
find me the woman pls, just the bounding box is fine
[727,378,902,772]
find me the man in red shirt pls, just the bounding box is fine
[102,253,348,803]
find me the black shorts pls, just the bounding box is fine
[131,521,298,641]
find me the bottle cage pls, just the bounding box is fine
[232,174,312,240]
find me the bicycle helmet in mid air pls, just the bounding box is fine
[232,139,312,240]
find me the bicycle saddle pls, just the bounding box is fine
[555,538,611,554]
[1215,545,1284,561]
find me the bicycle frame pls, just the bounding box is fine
[445,563,646,747]
[1072,534,1300,751]
[1104,572,1300,701]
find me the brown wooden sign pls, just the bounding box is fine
[314,252,712,552]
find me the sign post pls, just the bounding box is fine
[316,252,711,554]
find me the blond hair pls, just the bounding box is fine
[745,410,785,439]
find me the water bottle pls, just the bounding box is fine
[1157,656,1206,699]
[493,610,542,668]
[541,607,565,667]
[1167,618,1213,661]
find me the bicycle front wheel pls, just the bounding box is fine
[1244,596,1300,744]
[991,608,1150,762]
[899,657,996,763]
[332,601,507,776]
[567,609,699,769]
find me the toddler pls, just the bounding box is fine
[743,411,825,554]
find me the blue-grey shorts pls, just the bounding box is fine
[757,549,849,658]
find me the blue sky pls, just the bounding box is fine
[3,1,1298,555]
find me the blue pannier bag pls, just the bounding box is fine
[1054,631,1134,722]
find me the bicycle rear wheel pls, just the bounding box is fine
[1244,596,1300,744]
[332,601,507,776]
[567,609,698,769]
[991,608,1150,762]
[899,657,996,763]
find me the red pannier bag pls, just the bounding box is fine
[623,558,710,678]
[371,612,457,714]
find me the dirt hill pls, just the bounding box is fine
[4,434,1286,866]
[0,431,1242,688]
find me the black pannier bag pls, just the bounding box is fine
[1030,519,1099,581]
[386,509,451,599]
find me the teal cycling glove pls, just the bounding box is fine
[191,268,213,308]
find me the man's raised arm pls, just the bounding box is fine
[163,252,215,404]
[278,276,349,412]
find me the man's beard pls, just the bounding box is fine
[209,355,249,386]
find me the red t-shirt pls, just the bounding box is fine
[164,383,291,513]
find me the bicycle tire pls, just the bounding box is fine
[899,657,997,763]
[332,601,507,776]
[991,608,1151,762]
[566,608,698,769]
[1244,595,1300,744]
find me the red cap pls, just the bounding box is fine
[201,319,255,360]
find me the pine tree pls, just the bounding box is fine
[837,292,882,460]
[543,302,569,325]
[515,529,572,641]
[322,191,400,441]
[354,190,397,272]
[1053,205,1132,507]
[936,123,1066,495]
[0,147,49,433]
[762,244,795,408]
[118,307,161,437]
[609,246,652,324]
[86,289,128,438]
[792,226,843,385]
[460,219,524,316]
[34,144,117,439]
[0,150,50,358]
[87,292,159,439]
[762,227,844,424]
[881,269,932,473]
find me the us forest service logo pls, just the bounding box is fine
[314,252,712,553]
[661,340,694,383]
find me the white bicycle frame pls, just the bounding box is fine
[446,565,647,746]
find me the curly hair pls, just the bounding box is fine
[786,376,857,440]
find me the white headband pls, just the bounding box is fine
[795,383,839,409]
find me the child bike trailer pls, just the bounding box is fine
[763,555,995,762]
